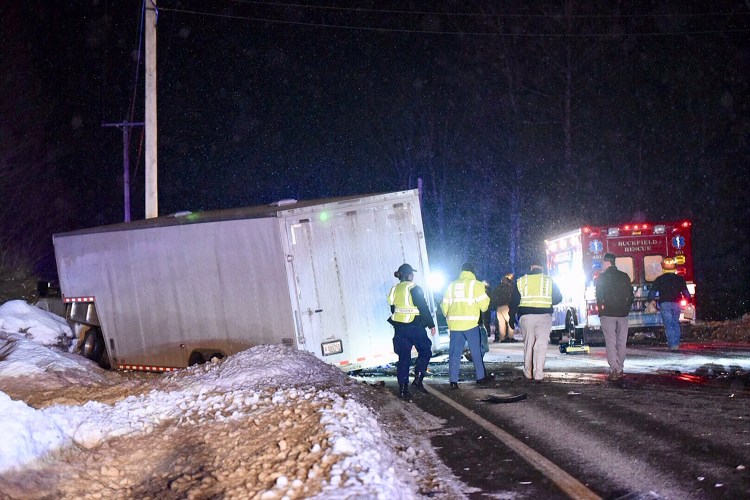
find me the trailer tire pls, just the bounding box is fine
[82,328,105,363]
[188,351,206,366]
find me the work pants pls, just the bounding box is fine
[600,316,629,374]
[660,302,682,349]
[519,314,553,380]
[392,322,432,385]
[448,326,486,383]
[496,305,514,341]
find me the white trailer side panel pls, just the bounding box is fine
[54,218,295,368]
[281,191,433,371]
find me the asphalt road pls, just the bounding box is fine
[368,341,750,499]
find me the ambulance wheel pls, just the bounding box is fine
[565,311,577,337]
[188,351,206,366]
[559,345,567,354]
[82,328,105,363]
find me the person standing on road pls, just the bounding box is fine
[647,257,691,351]
[441,262,495,388]
[388,263,436,399]
[490,274,517,343]
[510,263,562,382]
[595,253,635,381]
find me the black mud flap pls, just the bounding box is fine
[479,393,527,404]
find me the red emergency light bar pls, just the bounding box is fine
[602,220,691,232]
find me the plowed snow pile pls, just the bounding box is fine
[0,301,465,499]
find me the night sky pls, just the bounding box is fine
[1,1,748,319]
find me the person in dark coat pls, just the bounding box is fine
[490,274,517,343]
[647,257,691,351]
[595,253,635,380]
[387,263,436,399]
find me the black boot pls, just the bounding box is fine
[411,372,428,394]
[399,383,412,399]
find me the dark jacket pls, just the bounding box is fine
[595,265,635,317]
[389,284,436,329]
[490,279,514,309]
[509,269,562,325]
[647,273,691,304]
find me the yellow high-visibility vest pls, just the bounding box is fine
[388,281,419,323]
[441,271,490,331]
[517,274,553,308]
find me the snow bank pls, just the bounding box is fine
[0,300,72,346]
[0,335,107,385]
[0,301,455,497]
[0,392,67,473]
[169,344,353,391]
[0,340,432,498]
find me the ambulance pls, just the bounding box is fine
[545,221,696,343]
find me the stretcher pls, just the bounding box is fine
[559,327,590,354]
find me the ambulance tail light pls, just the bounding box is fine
[680,298,688,308]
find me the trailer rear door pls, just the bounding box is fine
[283,195,429,370]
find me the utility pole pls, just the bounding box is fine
[145,0,158,218]
[102,121,143,222]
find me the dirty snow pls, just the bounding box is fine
[0,302,466,499]
[0,300,73,346]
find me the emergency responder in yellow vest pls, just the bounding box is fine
[441,262,495,388]
[388,263,436,399]
[509,263,562,382]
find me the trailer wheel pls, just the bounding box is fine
[82,328,104,363]
[188,351,206,366]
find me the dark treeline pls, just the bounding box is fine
[1,1,748,319]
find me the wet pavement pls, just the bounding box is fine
[425,339,750,390]
[361,340,750,498]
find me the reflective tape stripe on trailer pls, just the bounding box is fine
[117,364,179,372]
[337,353,392,367]
[62,296,96,303]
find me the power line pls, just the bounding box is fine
[227,0,750,19]
[157,6,750,37]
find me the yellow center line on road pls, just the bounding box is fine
[424,383,602,500]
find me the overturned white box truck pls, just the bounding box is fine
[53,190,437,372]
